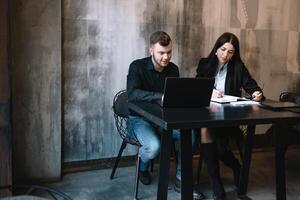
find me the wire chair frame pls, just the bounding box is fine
[112,90,140,146]
[111,90,142,199]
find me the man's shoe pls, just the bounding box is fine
[139,171,152,185]
[174,178,205,200]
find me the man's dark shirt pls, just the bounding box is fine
[127,56,179,104]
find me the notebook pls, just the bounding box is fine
[260,99,300,109]
[159,77,214,108]
[211,94,250,104]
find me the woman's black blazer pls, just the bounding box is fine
[196,58,263,97]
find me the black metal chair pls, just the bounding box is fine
[265,92,300,152]
[280,92,300,104]
[279,92,300,151]
[110,90,177,199]
[110,90,141,200]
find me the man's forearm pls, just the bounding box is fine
[128,89,162,102]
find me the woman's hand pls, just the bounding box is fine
[212,89,223,98]
[252,91,263,101]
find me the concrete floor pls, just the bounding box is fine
[21,148,300,200]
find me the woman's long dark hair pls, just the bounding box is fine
[203,32,242,77]
[208,32,241,62]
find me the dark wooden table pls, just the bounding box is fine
[128,101,300,200]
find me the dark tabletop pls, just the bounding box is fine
[128,102,300,130]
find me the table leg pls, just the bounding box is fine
[157,130,172,200]
[274,124,286,200]
[238,125,255,197]
[181,129,193,200]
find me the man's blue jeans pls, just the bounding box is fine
[127,115,198,180]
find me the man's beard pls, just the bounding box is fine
[152,54,168,68]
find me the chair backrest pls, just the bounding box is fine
[112,90,140,146]
[279,92,300,104]
[113,90,129,117]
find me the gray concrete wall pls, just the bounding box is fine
[62,0,300,162]
[10,0,62,181]
[9,0,300,177]
[62,0,207,162]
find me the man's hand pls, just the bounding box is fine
[212,89,223,98]
[252,91,263,101]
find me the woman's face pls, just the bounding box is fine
[216,42,235,65]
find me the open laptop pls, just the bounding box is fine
[159,77,214,108]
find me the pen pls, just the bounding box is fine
[251,84,264,101]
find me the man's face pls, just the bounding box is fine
[149,42,172,71]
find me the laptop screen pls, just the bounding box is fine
[161,77,214,108]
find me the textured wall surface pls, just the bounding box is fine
[9,0,300,169]
[0,0,12,196]
[10,0,62,180]
[62,0,300,162]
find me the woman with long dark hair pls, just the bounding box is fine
[197,32,263,200]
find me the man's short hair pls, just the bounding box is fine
[150,31,171,47]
